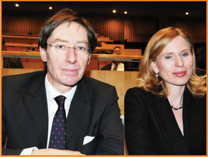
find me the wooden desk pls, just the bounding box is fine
[121,48,142,56]
[2,51,143,70]
[3,35,113,42]
[97,37,113,43]
[6,43,38,48]
[2,35,38,40]
[2,51,40,58]
[91,54,143,62]
[94,47,112,52]
[101,43,124,49]
[5,44,112,52]
[2,51,143,62]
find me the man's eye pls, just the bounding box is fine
[77,46,87,51]
[57,44,66,49]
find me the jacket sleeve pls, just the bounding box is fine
[125,88,159,155]
[2,77,24,155]
[95,86,124,155]
[2,108,23,155]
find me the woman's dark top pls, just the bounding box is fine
[125,87,206,155]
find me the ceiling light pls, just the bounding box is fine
[15,3,19,7]
[49,6,53,10]
[112,9,116,13]
[124,11,127,15]
[185,12,189,15]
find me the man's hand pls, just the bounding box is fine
[32,148,84,155]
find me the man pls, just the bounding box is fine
[2,8,124,155]
[101,46,125,71]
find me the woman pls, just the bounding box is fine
[125,27,206,155]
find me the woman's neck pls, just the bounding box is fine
[167,85,185,107]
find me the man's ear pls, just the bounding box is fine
[150,61,159,74]
[87,54,91,65]
[39,47,47,62]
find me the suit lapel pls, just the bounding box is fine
[152,92,190,154]
[66,76,92,141]
[22,73,48,148]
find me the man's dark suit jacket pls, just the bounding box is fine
[2,71,124,155]
[125,87,206,155]
[101,62,126,71]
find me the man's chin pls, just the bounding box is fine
[62,74,84,87]
[62,79,79,87]
[63,82,77,88]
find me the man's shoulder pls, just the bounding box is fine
[2,70,45,87]
[82,75,114,90]
[78,75,116,98]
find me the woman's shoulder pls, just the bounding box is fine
[185,87,206,103]
[125,87,155,102]
[126,87,151,95]
[195,93,206,107]
[125,87,156,113]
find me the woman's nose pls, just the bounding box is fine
[175,56,184,67]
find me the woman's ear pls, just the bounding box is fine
[39,47,47,62]
[150,61,159,74]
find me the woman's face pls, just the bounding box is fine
[151,36,194,87]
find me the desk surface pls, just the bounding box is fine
[3,35,39,39]
[6,43,38,48]
[6,43,113,51]
[2,51,143,61]
[97,38,113,43]
[3,35,114,42]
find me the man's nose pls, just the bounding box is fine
[65,48,77,63]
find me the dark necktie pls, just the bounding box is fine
[49,95,66,150]
[113,63,117,71]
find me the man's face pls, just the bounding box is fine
[113,47,121,55]
[40,22,91,93]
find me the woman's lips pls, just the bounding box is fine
[173,71,186,77]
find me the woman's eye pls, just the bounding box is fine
[181,52,188,57]
[165,55,172,59]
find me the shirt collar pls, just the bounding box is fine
[45,74,77,102]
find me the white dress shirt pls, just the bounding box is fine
[111,62,124,71]
[20,75,77,155]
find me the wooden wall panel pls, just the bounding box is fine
[2,12,206,43]
[168,18,206,43]
[89,16,124,41]
[2,13,47,36]
[124,17,158,42]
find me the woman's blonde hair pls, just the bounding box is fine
[138,27,206,97]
